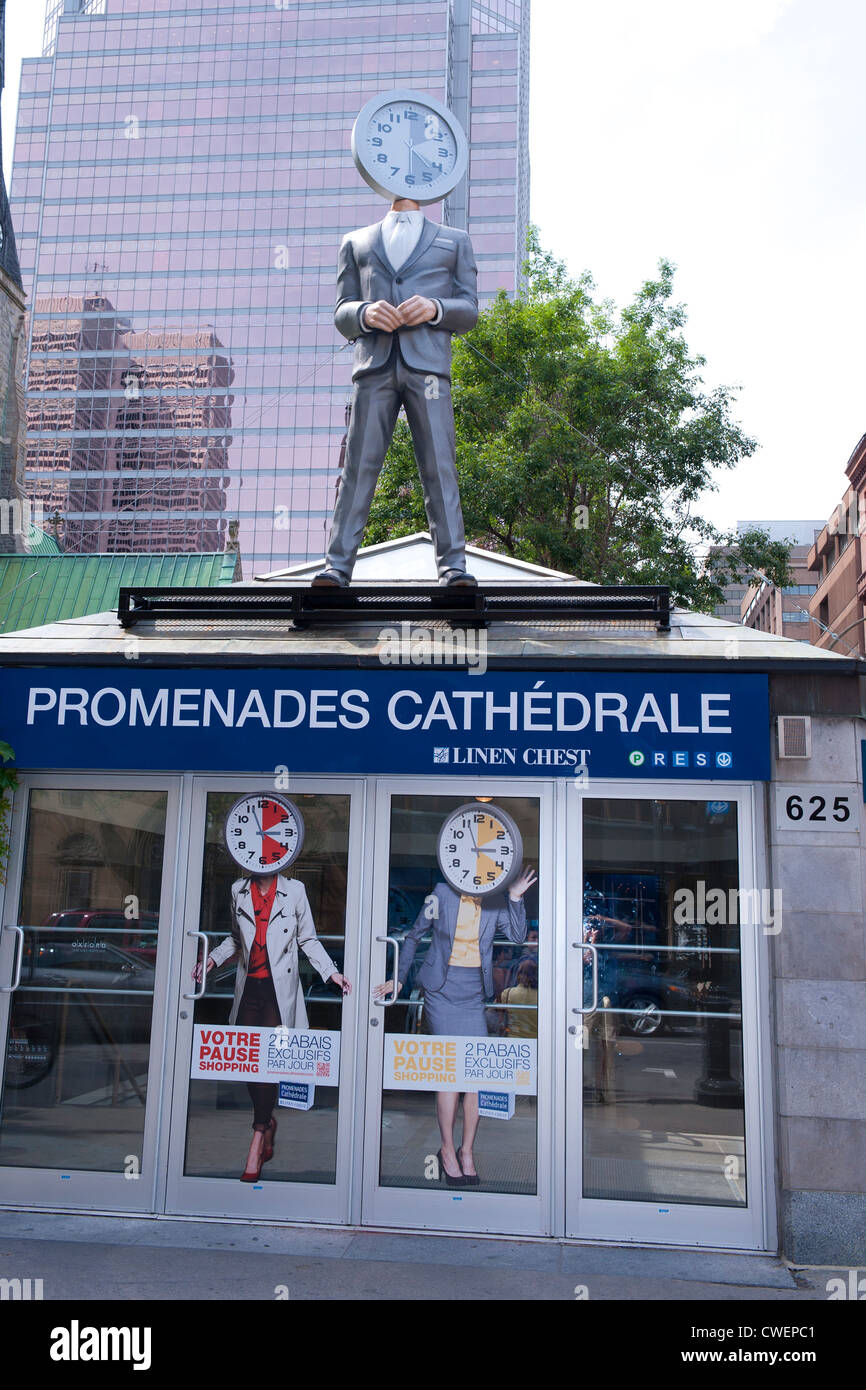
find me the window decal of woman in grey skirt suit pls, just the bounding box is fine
[375,865,536,1186]
[195,872,351,1182]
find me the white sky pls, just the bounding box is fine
[4,0,864,536]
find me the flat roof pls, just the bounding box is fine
[0,582,857,673]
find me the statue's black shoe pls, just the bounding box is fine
[311,568,349,588]
[440,569,477,588]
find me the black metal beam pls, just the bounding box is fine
[117,583,672,631]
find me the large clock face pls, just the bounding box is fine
[224,794,304,875]
[351,89,468,205]
[436,802,523,898]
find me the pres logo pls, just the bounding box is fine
[647,751,735,769]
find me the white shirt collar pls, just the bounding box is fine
[384,209,423,223]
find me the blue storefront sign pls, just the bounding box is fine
[0,668,770,780]
[478,1091,516,1120]
[278,1081,315,1111]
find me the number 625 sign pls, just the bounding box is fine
[775,784,859,831]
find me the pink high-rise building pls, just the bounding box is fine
[11,0,530,571]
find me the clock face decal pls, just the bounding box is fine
[351,88,469,205]
[224,794,305,875]
[436,802,524,898]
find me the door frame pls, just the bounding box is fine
[563,778,774,1249]
[358,776,556,1236]
[161,774,367,1223]
[0,772,184,1213]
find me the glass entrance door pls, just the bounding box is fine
[565,784,768,1247]
[361,782,553,1235]
[163,778,364,1222]
[0,779,180,1211]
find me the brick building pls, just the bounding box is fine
[806,436,866,656]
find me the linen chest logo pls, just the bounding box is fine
[432,745,590,768]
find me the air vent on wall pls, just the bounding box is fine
[777,715,812,759]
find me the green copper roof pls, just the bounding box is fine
[0,552,239,634]
[22,524,62,556]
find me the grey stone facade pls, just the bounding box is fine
[768,711,866,1264]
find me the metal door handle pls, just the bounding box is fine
[183,931,209,1001]
[375,934,401,1006]
[572,940,598,1018]
[0,925,24,993]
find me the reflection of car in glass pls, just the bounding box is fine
[608,960,700,1036]
[23,938,156,994]
[41,908,159,963]
[7,937,156,1088]
[583,914,705,1037]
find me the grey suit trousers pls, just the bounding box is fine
[325,342,465,579]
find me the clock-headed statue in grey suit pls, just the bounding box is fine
[314,90,479,589]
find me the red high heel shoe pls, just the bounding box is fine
[240,1128,266,1183]
[261,1116,278,1164]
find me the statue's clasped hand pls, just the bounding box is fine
[397,295,438,326]
[364,297,437,331]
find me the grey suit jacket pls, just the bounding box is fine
[334,217,478,380]
[397,881,527,998]
[209,876,338,1031]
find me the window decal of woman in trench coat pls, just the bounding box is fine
[196,873,351,1182]
[375,865,536,1186]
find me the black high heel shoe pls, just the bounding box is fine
[437,1148,466,1187]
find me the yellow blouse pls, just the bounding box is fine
[448,894,482,967]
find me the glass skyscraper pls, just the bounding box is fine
[12,0,530,571]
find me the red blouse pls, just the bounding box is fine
[247,876,277,979]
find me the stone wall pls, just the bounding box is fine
[769,714,866,1264]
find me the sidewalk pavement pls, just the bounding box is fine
[0,1211,851,1301]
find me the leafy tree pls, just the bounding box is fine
[364,232,791,609]
[0,740,16,886]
